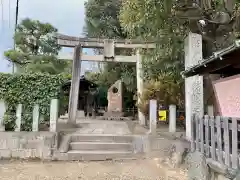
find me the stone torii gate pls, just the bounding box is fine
[57,34,155,125]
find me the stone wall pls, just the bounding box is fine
[0,132,57,160]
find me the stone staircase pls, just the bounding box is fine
[56,134,135,161]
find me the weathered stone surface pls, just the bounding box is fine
[0,132,57,160]
[32,104,40,132]
[132,135,149,154]
[0,100,6,131]
[184,33,204,140]
[186,151,209,180]
[206,158,228,175]
[206,158,239,180]
[234,170,240,180]
[0,149,11,158]
[149,100,157,134]
[107,80,123,113]
[50,99,59,132]
[58,134,71,153]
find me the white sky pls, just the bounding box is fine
[0,0,97,73]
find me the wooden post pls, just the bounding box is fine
[149,99,157,134]
[32,104,40,132]
[216,116,223,163]
[0,100,6,131]
[231,118,238,169]
[190,114,196,152]
[223,117,230,166]
[15,104,22,132]
[169,104,176,133]
[136,49,145,125]
[195,115,200,151]
[68,45,82,124]
[200,115,204,153]
[204,115,210,157]
[210,116,216,160]
[50,99,59,132]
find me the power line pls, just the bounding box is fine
[8,0,10,28]
[12,0,19,73]
[14,0,19,33]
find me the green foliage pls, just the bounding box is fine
[84,0,127,38]
[4,18,68,74]
[0,73,68,131]
[138,77,184,116]
[84,0,136,105]
[120,0,185,108]
[14,18,60,56]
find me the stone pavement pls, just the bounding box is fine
[58,119,136,135]
[75,119,131,134]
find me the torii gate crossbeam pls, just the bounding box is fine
[56,33,156,125]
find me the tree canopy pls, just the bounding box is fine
[84,0,240,113]
[4,18,69,74]
[84,0,137,104]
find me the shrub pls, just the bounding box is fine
[138,77,184,116]
[0,73,68,131]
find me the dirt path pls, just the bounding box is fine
[0,159,187,180]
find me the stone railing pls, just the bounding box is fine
[0,99,59,132]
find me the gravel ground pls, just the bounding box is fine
[0,158,187,180]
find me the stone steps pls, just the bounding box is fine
[66,150,132,161]
[55,134,135,161]
[69,142,132,151]
[71,134,133,143]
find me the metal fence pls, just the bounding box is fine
[191,115,240,169]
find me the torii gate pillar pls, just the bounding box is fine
[136,49,145,125]
[56,34,155,125]
[68,45,82,124]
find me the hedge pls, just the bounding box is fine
[0,73,69,131]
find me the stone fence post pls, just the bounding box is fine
[15,104,22,132]
[169,104,176,133]
[0,100,5,131]
[32,104,40,132]
[50,99,59,132]
[149,99,157,134]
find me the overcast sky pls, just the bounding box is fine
[0,0,96,73]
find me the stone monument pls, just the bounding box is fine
[185,32,204,140]
[107,80,124,116]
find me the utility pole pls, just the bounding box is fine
[12,0,19,73]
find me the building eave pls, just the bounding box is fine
[182,40,240,77]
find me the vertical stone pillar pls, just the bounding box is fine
[207,105,214,116]
[149,99,157,134]
[68,45,82,124]
[136,49,146,125]
[15,104,22,132]
[0,100,6,131]
[32,104,40,132]
[185,32,204,140]
[50,99,59,132]
[169,104,176,133]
